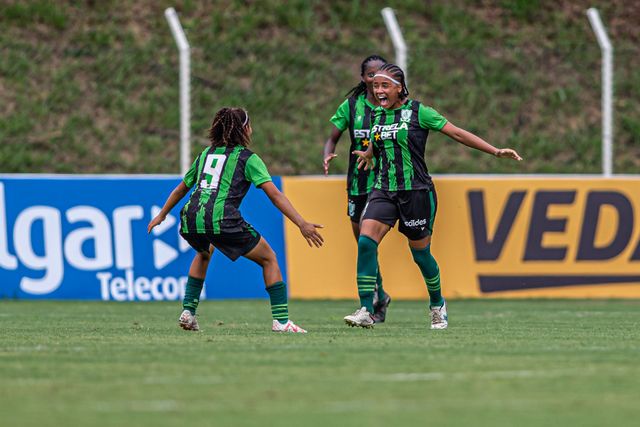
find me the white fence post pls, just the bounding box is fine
[164,7,191,175]
[586,8,613,177]
[381,7,408,83]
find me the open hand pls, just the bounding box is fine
[352,150,373,170]
[299,222,324,248]
[495,148,523,161]
[147,214,166,234]
[323,154,338,175]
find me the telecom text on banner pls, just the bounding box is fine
[0,176,284,300]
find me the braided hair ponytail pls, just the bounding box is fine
[344,54,387,99]
[207,108,251,148]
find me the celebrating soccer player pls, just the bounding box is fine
[323,55,392,323]
[148,107,324,333]
[345,63,522,329]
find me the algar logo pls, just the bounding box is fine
[0,182,190,298]
[467,189,640,292]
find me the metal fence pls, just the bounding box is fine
[1,5,638,175]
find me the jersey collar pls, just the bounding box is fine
[374,99,412,113]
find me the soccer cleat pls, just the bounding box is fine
[373,292,391,323]
[272,320,307,333]
[344,307,375,328]
[372,288,379,308]
[178,309,200,331]
[429,299,448,330]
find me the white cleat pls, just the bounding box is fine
[344,307,375,328]
[178,309,200,331]
[272,320,307,333]
[430,300,448,330]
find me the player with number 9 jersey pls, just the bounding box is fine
[148,107,324,333]
[180,143,271,241]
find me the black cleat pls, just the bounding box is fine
[372,293,391,323]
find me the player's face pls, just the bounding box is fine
[373,73,403,109]
[244,123,253,137]
[362,60,385,92]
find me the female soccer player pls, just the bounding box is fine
[148,107,324,333]
[323,55,392,323]
[345,63,522,329]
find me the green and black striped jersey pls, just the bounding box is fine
[370,100,447,192]
[180,145,271,234]
[330,94,376,196]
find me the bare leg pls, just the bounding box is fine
[180,245,214,330]
[359,219,391,243]
[188,245,214,279]
[244,237,305,331]
[408,235,432,249]
[243,237,282,286]
[350,220,360,241]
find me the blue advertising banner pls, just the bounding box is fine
[0,175,286,300]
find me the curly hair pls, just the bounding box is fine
[207,107,251,148]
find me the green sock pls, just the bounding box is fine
[183,276,204,315]
[266,281,288,324]
[410,244,444,307]
[357,235,378,313]
[376,267,386,300]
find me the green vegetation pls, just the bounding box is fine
[1,299,639,426]
[0,0,638,174]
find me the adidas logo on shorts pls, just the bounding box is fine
[403,218,427,227]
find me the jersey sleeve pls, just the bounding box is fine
[418,104,447,131]
[182,157,198,188]
[245,153,272,187]
[329,99,351,132]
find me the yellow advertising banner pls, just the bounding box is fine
[282,176,640,299]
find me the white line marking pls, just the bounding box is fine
[94,400,179,412]
[362,368,593,382]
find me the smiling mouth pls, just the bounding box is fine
[377,96,388,105]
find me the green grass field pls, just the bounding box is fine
[1,299,639,427]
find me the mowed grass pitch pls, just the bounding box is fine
[1,300,639,427]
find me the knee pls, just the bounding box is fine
[410,244,431,262]
[262,251,281,277]
[197,250,211,262]
[260,247,278,267]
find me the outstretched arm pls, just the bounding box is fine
[147,181,190,233]
[440,122,523,161]
[260,181,324,248]
[323,127,343,175]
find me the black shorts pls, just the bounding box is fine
[180,222,261,261]
[361,188,437,240]
[347,194,369,222]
